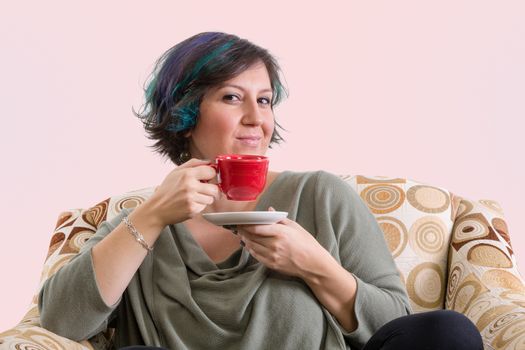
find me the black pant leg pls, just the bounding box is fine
[363,310,483,350]
[119,347,169,350]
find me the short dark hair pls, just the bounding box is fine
[134,32,288,165]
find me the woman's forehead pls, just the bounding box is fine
[213,65,271,91]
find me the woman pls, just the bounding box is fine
[38,32,482,349]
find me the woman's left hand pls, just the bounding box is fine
[239,208,359,332]
[238,208,327,279]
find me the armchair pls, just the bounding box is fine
[1,175,524,350]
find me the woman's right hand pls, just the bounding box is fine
[146,158,220,227]
[88,160,217,308]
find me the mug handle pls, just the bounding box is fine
[200,162,220,185]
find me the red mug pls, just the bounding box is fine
[211,154,269,201]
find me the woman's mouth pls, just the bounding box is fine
[236,136,261,147]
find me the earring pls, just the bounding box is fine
[178,150,191,164]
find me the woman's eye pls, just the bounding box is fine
[258,97,271,105]
[223,94,240,102]
[222,94,271,105]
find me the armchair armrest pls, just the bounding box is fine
[0,306,95,349]
[446,196,525,350]
[1,206,114,350]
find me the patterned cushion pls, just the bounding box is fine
[447,198,525,350]
[343,175,455,313]
[1,176,524,349]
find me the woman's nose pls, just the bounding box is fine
[241,100,264,125]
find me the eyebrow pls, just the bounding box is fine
[216,83,272,94]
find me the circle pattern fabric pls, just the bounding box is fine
[377,216,408,258]
[409,216,447,259]
[406,262,445,309]
[360,184,405,214]
[407,185,450,213]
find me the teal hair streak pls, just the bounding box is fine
[145,77,158,106]
[272,80,286,106]
[170,41,235,99]
[165,41,235,132]
[166,98,200,132]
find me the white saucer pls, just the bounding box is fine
[202,211,288,226]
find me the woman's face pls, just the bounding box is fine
[187,62,275,160]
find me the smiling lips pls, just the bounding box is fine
[236,136,262,147]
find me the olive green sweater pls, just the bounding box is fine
[39,171,411,349]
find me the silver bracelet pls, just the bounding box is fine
[122,216,154,252]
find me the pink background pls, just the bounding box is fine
[1,1,524,330]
